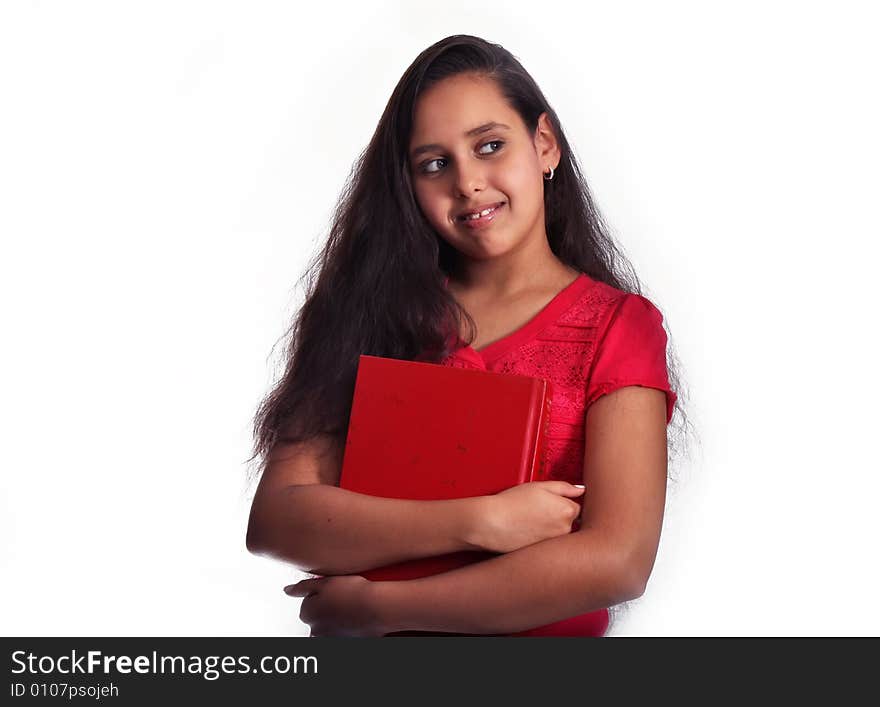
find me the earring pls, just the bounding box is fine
[543,165,555,181]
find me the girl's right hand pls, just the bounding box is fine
[478,481,586,554]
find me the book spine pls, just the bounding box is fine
[524,379,552,482]
[533,380,553,480]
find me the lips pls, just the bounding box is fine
[456,201,505,222]
[456,202,505,230]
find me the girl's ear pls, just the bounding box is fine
[533,111,561,171]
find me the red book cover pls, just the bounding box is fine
[337,354,553,582]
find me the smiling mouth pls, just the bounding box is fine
[456,202,505,223]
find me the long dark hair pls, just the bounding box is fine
[250,34,692,486]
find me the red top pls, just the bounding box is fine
[435,272,676,637]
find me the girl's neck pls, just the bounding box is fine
[448,238,578,301]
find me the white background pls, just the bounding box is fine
[1,1,877,636]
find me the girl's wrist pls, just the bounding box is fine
[462,495,497,553]
[368,580,409,635]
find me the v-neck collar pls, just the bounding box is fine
[443,272,593,369]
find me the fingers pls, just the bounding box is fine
[283,578,324,597]
[541,481,586,496]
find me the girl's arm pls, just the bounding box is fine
[368,386,669,635]
[246,435,488,576]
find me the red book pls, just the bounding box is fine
[337,354,553,582]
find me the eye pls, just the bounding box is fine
[478,140,505,155]
[421,157,447,174]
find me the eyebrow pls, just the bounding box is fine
[410,122,512,159]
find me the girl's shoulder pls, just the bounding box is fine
[566,275,666,335]
[552,274,625,330]
[583,285,677,423]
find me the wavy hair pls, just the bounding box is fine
[250,34,693,493]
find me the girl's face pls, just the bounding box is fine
[408,73,559,263]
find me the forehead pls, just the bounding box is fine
[409,74,521,145]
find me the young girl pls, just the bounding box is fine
[246,34,686,637]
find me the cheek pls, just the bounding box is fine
[413,183,448,224]
[504,159,541,199]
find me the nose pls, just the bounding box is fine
[452,156,486,196]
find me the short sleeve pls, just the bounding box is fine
[586,293,677,424]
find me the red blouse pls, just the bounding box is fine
[434,272,676,637]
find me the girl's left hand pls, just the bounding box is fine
[284,575,388,637]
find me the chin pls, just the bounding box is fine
[462,241,518,261]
